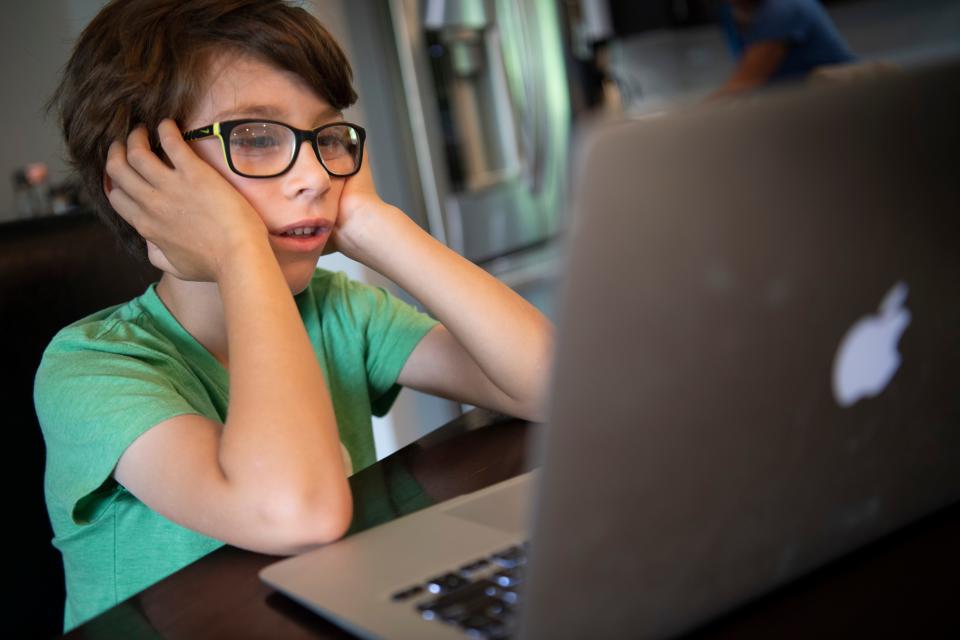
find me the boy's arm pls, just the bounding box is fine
[109,122,351,554]
[334,164,554,422]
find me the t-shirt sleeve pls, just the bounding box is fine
[745,0,810,45]
[35,333,200,527]
[341,278,439,417]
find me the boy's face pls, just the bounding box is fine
[185,53,345,294]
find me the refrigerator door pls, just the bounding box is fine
[390,0,571,266]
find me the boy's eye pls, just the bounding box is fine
[317,134,339,147]
[317,127,360,161]
[232,135,282,150]
[317,134,347,153]
[229,123,291,156]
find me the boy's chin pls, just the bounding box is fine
[281,261,318,296]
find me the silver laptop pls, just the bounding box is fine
[260,59,960,639]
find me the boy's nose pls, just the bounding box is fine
[284,141,333,196]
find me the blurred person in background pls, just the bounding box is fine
[712,0,857,97]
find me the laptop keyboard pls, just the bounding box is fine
[390,542,528,639]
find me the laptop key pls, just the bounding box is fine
[437,594,504,624]
[390,584,424,601]
[490,545,526,568]
[459,611,517,640]
[484,584,520,605]
[464,626,510,640]
[418,579,491,609]
[426,572,470,594]
[459,558,491,573]
[464,628,509,640]
[459,612,502,632]
[490,567,523,588]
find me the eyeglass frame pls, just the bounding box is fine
[181,119,367,179]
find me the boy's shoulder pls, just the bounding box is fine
[307,266,343,289]
[300,267,432,335]
[303,267,384,308]
[40,285,173,362]
[307,266,360,291]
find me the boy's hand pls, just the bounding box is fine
[104,119,268,281]
[329,148,409,265]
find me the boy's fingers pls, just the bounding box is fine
[105,184,146,231]
[105,140,155,205]
[125,126,171,181]
[347,145,376,192]
[156,118,197,170]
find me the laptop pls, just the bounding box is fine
[260,58,960,639]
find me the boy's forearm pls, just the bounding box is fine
[359,206,553,413]
[214,238,351,531]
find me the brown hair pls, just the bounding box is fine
[50,0,358,261]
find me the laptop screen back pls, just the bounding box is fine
[520,59,960,639]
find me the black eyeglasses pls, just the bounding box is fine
[182,119,366,178]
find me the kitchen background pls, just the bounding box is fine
[3,0,958,457]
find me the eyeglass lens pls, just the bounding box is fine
[227,123,361,177]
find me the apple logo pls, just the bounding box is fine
[832,281,911,408]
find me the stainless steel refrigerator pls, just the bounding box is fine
[343,0,572,311]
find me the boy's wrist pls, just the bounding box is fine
[337,202,419,269]
[213,225,272,280]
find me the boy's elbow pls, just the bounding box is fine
[520,397,549,423]
[503,390,549,423]
[258,483,353,554]
[519,368,552,423]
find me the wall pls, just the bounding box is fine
[0,1,89,220]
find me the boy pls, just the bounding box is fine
[36,0,552,631]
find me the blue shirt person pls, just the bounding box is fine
[713,0,857,96]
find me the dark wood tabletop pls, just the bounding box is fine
[63,408,960,639]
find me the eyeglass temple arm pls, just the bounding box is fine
[182,125,218,141]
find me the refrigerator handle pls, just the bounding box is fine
[502,0,544,195]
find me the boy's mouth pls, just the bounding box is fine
[271,218,333,237]
[269,219,332,252]
[279,226,323,237]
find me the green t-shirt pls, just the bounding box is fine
[34,269,437,632]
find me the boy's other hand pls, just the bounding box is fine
[329,148,406,264]
[104,119,268,281]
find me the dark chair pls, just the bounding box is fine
[1,212,159,638]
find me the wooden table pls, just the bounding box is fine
[64,409,960,638]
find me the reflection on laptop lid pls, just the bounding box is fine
[261,58,960,640]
